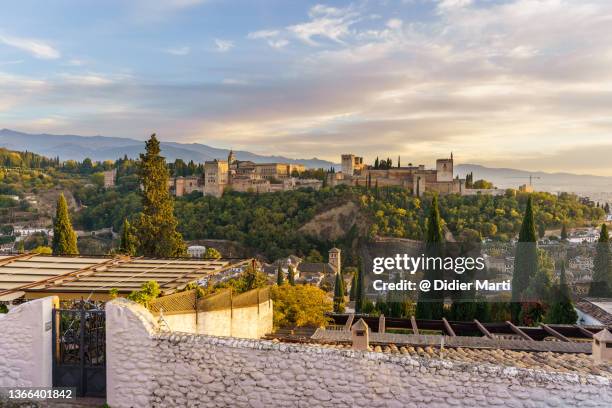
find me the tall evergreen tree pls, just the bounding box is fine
[511,195,538,322]
[545,262,578,324]
[134,134,186,257]
[333,271,346,313]
[589,224,612,297]
[354,260,364,313]
[52,193,79,256]
[287,266,296,285]
[276,265,285,285]
[349,271,357,301]
[119,218,137,255]
[416,195,445,319]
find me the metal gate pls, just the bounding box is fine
[52,306,106,398]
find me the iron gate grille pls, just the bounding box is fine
[52,308,106,398]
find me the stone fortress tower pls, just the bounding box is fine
[435,152,454,183]
[328,247,341,273]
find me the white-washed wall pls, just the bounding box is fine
[0,297,55,388]
[159,300,273,339]
[106,299,612,408]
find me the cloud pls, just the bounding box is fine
[287,4,360,45]
[436,0,473,13]
[0,34,60,59]
[165,46,191,56]
[247,30,280,39]
[5,1,612,175]
[214,39,234,52]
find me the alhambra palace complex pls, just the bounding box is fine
[161,151,506,198]
[329,153,465,196]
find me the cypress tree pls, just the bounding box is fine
[288,266,295,286]
[545,262,578,324]
[134,134,186,257]
[276,265,285,285]
[119,218,137,256]
[349,272,357,301]
[52,193,79,256]
[333,271,346,313]
[416,195,445,319]
[511,195,538,322]
[589,224,612,297]
[355,261,364,313]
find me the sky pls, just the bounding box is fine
[1,0,612,174]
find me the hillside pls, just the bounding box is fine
[0,129,336,169]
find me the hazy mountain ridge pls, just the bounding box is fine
[456,164,612,194]
[0,129,335,169]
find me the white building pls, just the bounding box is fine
[187,245,206,258]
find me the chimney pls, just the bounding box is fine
[593,329,612,364]
[351,318,370,351]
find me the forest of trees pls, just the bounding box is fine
[363,187,604,242]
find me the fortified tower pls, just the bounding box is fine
[436,153,454,182]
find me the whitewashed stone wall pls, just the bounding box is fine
[107,299,612,408]
[0,297,56,388]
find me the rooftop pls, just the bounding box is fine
[0,253,251,301]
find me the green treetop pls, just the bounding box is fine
[134,134,186,258]
[276,265,285,285]
[119,218,137,256]
[288,266,296,286]
[333,271,346,313]
[545,262,578,324]
[52,193,79,256]
[416,195,445,320]
[589,224,612,297]
[511,195,539,321]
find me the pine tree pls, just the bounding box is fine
[374,157,379,169]
[397,156,401,168]
[589,224,612,297]
[119,218,137,255]
[546,262,578,324]
[416,195,445,319]
[511,195,538,322]
[288,266,295,286]
[134,134,186,257]
[276,265,285,285]
[52,193,79,256]
[333,271,346,313]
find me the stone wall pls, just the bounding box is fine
[0,297,56,388]
[106,299,611,408]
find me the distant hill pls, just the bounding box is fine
[0,129,335,169]
[456,164,612,194]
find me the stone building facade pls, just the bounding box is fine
[329,153,464,197]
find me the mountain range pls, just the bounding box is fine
[1,129,611,195]
[0,129,334,169]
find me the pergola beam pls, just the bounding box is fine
[410,316,419,335]
[474,319,494,339]
[573,325,594,338]
[506,321,533,341]
[541,324,570,342]
[442,317,456,337]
